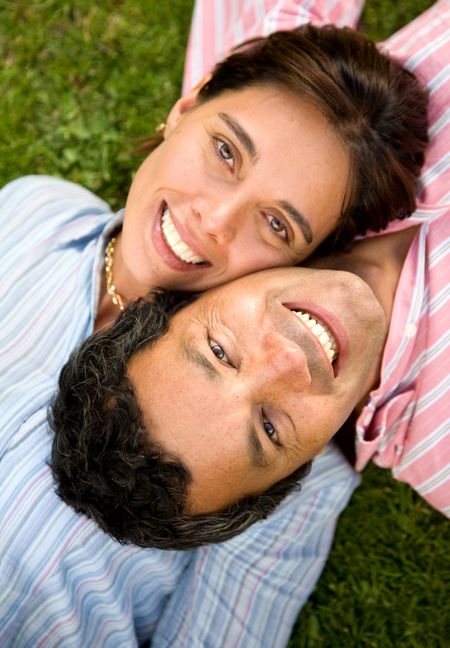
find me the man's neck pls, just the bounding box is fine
[307,226,419,324]
[307,226,418,412]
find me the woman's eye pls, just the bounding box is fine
[262,415,278,444]
[267,214,289,242]
[215,138,235,169]
[209,339,231,365]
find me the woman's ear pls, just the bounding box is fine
[165,74,212,136]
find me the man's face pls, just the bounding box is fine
[128,267,387,513]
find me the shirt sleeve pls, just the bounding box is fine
[0,175,112,257]
[182,0,365,93]
[381,0,450,208]
[152,443,359,648]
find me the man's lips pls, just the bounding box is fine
[291,310,338,363]
[284,302,347,377]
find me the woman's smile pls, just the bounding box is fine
[153,201,211,273]
[161,204,207,265]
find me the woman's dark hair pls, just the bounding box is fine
[49,292,311,550]
[145,23,428,252]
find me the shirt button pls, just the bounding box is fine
[395,444,404,455]
[405,323,417,337]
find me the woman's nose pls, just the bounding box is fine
[256,331,312,393]
[191,195,240,245]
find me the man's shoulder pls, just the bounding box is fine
[0,174,110,207]
[0,174,114,241]
[0,175,116,280]
[0,403,180,646]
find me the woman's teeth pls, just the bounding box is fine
[291,310,338,363]
[161,206,205,264]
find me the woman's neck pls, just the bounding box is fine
[95,232,147,331]
[94,272,123,331]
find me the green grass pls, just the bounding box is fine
[0,0,193,206]
[1,1,447,646]
[288,465,449,648]
[360,0,437,39]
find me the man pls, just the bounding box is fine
[51,0,449,644]
[50,195,449,532]
[50,260,389,543]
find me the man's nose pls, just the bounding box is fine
[256,331,312,393]
[191,194,242,245]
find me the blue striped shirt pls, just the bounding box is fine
[0,176,191,647]
[0,175,357,646]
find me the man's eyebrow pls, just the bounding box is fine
[218,112,258,162]
[248,423,271,469]
[183,339,269,466]
[183,338,219,380]
[279,200,313,245]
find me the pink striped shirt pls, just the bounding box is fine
[355,2,450,516]
[183,0,367,94]
[183,0,450,517]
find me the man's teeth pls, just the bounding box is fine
[291,310,338,363]
[161,206,205,264]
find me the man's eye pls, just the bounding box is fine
[209,339,231,365]
[214,138,235,169]
[266,213,289,242]
[262,414,278,444]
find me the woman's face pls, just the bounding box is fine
[120,84,350,294]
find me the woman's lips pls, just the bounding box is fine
[153,202,211,272]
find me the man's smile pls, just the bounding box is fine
[289,309,338,364]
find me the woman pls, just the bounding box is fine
[2,16,427,335]
[1,19,426,332]
[94,19,427,328]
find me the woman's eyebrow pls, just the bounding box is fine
[218,112,313,245]
[279,200,313,244]
[218,112,258,162]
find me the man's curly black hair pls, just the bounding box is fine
[49,291,311,550]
